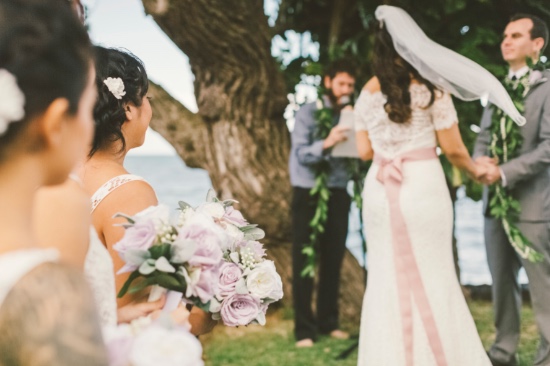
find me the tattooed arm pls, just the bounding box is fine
[0,263,107,366]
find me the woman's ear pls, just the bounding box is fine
[124,103,134,122]
[38,98,70,149]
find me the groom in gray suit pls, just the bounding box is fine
[473,14,550,366]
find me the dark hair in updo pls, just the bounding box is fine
[90,46,149,157]
[0,0,92,161]
[373,23,437,124]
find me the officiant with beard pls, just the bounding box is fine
[289,59,356,348]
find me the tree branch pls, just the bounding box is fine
[147,81,207,169]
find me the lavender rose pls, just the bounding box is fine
[222,206,248,227]
[113,219,157,273]
[220,293,261,326]
[218,262,243,297]
[181,266,220,304]
[178,214,224,269]
[194,267,220,304]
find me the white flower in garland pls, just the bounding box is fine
[103,77,126,99]
[0,69,25,135]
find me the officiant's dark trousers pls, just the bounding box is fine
[291,186,350,341]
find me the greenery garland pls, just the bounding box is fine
[301,96,367,278]
[488,66,544,262]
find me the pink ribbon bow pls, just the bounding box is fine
[373,147,448,366]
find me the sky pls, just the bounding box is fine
[83,0,319,155]
[84,0,198,155]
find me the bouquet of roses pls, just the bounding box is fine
[177,190,283,326]
[104,316,203,366]
[113,204,226,311]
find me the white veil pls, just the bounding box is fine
[375,5,526,126]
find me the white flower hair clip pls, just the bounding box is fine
[103,77,126,100]
[0,69,25,135]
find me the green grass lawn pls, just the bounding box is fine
[201,301,538,366]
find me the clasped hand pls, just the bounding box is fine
[472,156,501,185]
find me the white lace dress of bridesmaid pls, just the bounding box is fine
[355,84,491,366]
[84,227,118,327]
[84,174,147,327]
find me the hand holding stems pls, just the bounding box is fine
[117,294,166,324]
[117,294,192,330]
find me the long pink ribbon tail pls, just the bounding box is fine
[374,147,448,366]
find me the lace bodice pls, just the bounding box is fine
[354,84,458,158]
[84,227,117,327]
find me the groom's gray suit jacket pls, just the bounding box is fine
[473,70,550,222]
[473,70,550,365]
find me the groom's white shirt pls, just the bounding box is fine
[508,65,530,80]
[498,66,530,187]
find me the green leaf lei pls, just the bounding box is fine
[300,96,367,278]
[488,66,544,262]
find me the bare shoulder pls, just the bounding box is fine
[97,179,158,218]
[363,77,381,94]
[34,180,91,267]
[35,179,90,214]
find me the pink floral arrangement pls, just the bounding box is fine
[113,204,225,310]
[177,190,283,326]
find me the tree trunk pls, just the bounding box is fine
[142,0,365,323]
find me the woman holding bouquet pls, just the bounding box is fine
[354,5,526,366]
[81,46,216,335]
[0,0,107,364]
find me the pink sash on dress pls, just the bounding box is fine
[374,147,448,366]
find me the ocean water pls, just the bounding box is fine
[125,155,528,286]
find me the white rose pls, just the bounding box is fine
[0,69,25,134]
[130,326,203,366]
[246,260,283,302]
[225,224,244,244]
[196,202,225,219]
[135,204,171,228]
[171,238,197,264]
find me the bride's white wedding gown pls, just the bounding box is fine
[355,84,491,365]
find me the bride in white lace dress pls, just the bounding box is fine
[356,80,491,365]
[352,6,528,366]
